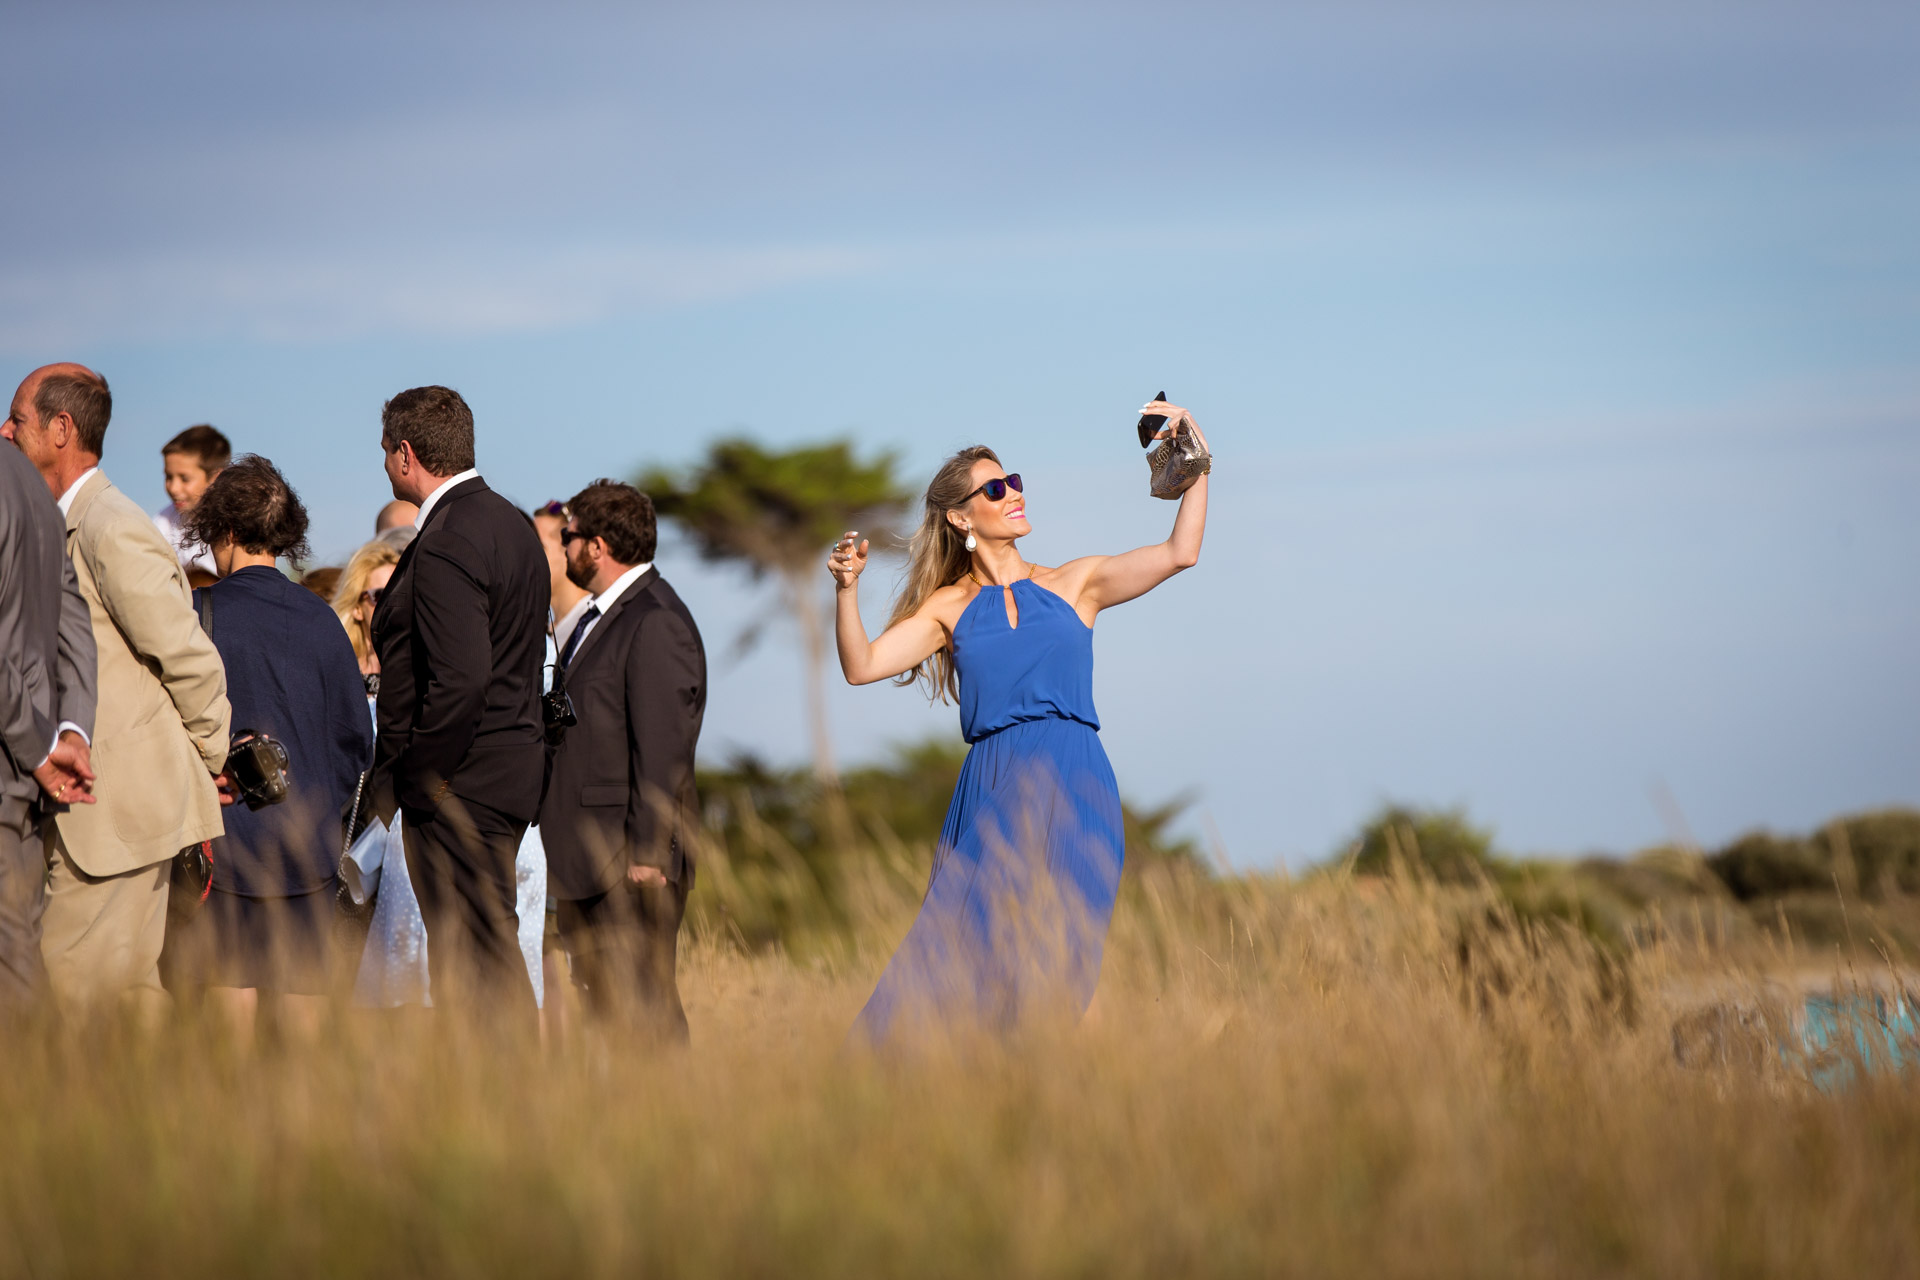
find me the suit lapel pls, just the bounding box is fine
[566,569,656,677]
[64,470,110,535]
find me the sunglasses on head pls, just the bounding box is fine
[961,473,1023,504]
[533,500,567,518]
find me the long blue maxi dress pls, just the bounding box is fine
[854,579,1126,1041]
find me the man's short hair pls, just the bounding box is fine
[182,454,312,562]
[568,479,657,567]
[161,424,232,473]
[33,369,112,456]
[380,385,476,476]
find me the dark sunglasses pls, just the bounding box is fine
[960,473,1023,504]
[560,528,589,547]
[362,587,385,605]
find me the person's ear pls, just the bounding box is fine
[946,509,970,537]
[48,412,74,450]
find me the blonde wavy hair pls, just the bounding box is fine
[888,445,1001,703]
[331,539,401,666]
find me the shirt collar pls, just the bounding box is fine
[56,466,100,518]
[590,562,653,615]
[413,468,481,529]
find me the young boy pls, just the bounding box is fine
[154,424,231,587]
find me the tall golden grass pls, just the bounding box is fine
[4,846,1918,1277]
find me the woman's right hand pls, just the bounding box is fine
[829,531,868,590]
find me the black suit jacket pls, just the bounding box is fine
[371,477,549,824]
[540,569,706,898]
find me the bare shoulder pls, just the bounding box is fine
[1033,556,1106,596]
[920,581,977,629]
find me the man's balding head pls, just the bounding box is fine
[14,363,111,455]
[376,499,419,533]
[6,364,111,497]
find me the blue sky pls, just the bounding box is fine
[5,0,1916,866]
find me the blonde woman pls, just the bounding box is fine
[330,539,431,1007]
[331,539,400,688]
[830,398,1210,1039]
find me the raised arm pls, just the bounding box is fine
[1081,401,1210,613]
[829,532,952,686]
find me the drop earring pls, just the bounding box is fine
[964,531,977,552]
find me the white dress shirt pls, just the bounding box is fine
[572,562,653,655]
[55,466,98,518]
[412,468,481,529]
[551,594,595,657]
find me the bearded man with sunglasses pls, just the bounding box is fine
[540,479,705,1043]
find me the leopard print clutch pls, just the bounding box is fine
[1146,420,1212,500]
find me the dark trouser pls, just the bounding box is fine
[556,869,690,1043]
[403,795,535,1029]
[0,792,47,1017]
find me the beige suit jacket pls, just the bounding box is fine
[53,471,230,876]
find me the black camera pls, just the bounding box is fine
[542,687,578,745]
[228,730,291,810]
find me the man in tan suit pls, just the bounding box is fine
[5,364,230,1019]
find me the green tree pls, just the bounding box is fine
[639,437,910,788]
[1347,803,1495,884]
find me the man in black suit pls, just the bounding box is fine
[540,479,706,1041]
[370,386,548,1022]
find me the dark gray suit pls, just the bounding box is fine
[0,445,97,1012]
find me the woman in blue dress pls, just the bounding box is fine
[830,398,1210,1040]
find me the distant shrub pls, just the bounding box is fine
[1706,833,1831,901]
[1809,809,1920,900]
[1576,847,1727,909]
[1348,805,1494,884]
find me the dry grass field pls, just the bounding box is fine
[4,852,1919,1278]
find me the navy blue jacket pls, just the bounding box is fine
[195,566,374,897]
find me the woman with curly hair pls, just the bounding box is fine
[173,455,373,1041]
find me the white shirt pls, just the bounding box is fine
[55,467,99,518]
[153,503,218,576]
[572,562,653,654]
[551,594,594,657]
[412,468,481,529]
[45,467,99,768]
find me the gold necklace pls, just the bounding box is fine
[967,562,1037,587]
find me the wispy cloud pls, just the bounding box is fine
[0,240,881,347]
